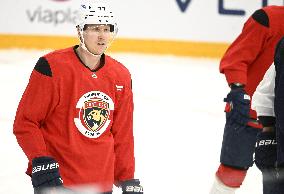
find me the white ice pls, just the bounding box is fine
[0,49,262,194]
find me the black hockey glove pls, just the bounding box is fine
[32,156,63,193]
[224,86,250,126]
[254,131,284,194]
[255,131,277,171]
[121,179,143,194]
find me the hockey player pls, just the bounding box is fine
[210,5,284,194]
[252,63,279,194]
[252,36,284,194]
[13,1,143,194]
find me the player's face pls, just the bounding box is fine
[83,24,114,55]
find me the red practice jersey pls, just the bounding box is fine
[220,6,284,119]
[13,45,135,192]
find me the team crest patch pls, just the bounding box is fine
[74,91,114,138]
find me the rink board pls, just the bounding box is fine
[0,34,229,58]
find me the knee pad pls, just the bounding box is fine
[220,123,259,168]
[216,164,247,188]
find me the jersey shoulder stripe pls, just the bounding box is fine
[252,9,269,28]
[34,57,52,77]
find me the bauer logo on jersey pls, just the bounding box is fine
[74,91,114,138]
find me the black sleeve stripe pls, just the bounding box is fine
[252,9,269,28]
[34,57,52,77]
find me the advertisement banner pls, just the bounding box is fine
[1,0,283,41]
[1,0,284,56]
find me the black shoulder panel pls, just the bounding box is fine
[274,37,284,133]
[252,9,269,28]
[34,57,52,77]
[274,36,284,68]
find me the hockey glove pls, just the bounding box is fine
[224,86,250,126]
[32,156,63,193]
[255,131,277,171]
[121,179,143,194]
[254,131,284,194]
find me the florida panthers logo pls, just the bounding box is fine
[74,91,114,138]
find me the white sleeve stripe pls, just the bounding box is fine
[252,63,275,117]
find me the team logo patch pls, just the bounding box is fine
[74,91,114,138]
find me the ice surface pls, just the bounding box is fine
[0,49,262,194]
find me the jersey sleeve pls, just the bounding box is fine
[220,9,271,85]
[111,77,135,184]
[251,63,275,117]
[13,57,58,164]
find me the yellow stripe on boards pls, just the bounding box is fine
[0,34,78,50]
[0,34,229,58]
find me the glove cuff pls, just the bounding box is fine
[256,131,276,147]
[121,179,143,193]
[32,156,63,188]
[121,179,140,188]
[32,156,60,174]
[230,83,244,90]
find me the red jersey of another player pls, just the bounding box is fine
[220,5,284,119]
[13,45,135,192]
